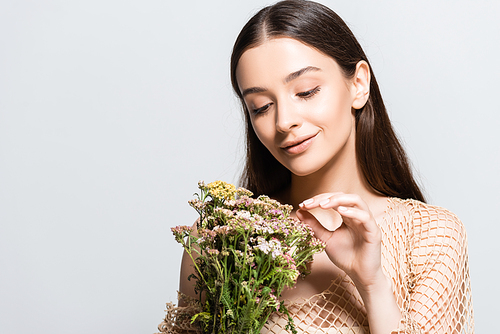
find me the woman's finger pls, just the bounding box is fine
[336,206,378,235]
[300,193,369,211]
[299,192,343,209]
[296,209,333,243]
[317,193,370,211]
[301,193,378,234]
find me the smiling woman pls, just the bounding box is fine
[161,1,474,333]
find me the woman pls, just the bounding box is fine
[165,1,474,333]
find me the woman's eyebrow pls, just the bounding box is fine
[242,86,267,97]
[284,66,321,84]
[241,66,321,97]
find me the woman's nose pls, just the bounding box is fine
[275,100,302,133]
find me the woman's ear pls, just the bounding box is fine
[351,60,371,110]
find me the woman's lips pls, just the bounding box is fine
[281,133,318,155]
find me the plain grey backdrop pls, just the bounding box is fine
[1,0,498,332]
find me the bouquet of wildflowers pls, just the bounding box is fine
[171,181,325,334]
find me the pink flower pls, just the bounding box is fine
[207,249,220,256]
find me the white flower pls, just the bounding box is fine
[256,237,271,254]
[225,199,237,206]
[235,210,252,220]
[255,237,282,259]
[269,238,282,259]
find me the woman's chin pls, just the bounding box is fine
[287,164,323,178]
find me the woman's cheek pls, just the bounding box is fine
[251,119,274,148]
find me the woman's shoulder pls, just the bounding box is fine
[389,197,468,245]
[390,197,461,222]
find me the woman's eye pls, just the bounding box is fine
[252,103,272,115]
[297,86,321,99]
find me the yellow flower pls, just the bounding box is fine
[206,180,237,200]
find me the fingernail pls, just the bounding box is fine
[338,206,348,212]
[319,199,330,206]
[302,198,314,205]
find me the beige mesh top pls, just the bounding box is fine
[158,198,474,334]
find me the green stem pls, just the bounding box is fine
[184,234,212,295]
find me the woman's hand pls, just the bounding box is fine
[296,192,384,292]
[297,193,402,333]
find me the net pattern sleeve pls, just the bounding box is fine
[394,200,474,333]
[157,299,202,334]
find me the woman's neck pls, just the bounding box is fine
[288,164,367,207]
[285,148,388,221]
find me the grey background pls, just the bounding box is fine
[1,0,498,333]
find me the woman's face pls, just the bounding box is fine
[236,37,366,177]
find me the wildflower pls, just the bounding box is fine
[207,249,220,256]
[188,199,205,211]
[255,237,271,254]
[170,181,325,334]
[213,225,230,235]
[287,270,300,282]
[280,253,297,271]
[214,207,234,219]
[206,180,236,200]
[235,210,252,220]
[234,250,243,257]
[269,293,280,311]
[171,225,193,243]
[198,228,217,242]
[236,187,253,197]
[224,199,237,206]
[171,225,193,235]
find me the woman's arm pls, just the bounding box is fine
[402,203,474,333]
[178,220,201,307]
[178,249,199,307]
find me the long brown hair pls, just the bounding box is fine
[230,0,426,202]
